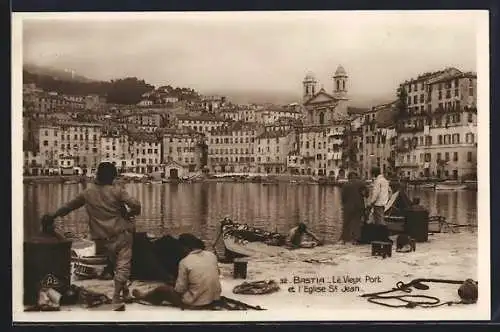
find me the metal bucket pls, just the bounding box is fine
[233,258,248,279]
[23,235,72,305]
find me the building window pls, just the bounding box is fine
[438,135,443,145]
[467,151,472,162]
[453,152,458,162]
[437,152,441,161]
[445,152,450,161]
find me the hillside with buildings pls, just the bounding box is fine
[22,65,477,182]
[23,66,201,106]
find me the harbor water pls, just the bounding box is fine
[23,182,478,245]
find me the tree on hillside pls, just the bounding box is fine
[395,85,408,122]
[23,69,201,104]
[106,77,155,105]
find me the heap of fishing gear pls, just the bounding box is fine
[220,217,286,246]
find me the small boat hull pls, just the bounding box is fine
[220,220,319,260]
[223,234,284,258]
[435,184,467,190]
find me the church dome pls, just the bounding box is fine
[335,65,347,76]
[304,71,316,81]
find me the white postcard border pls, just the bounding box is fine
[11,10,491,322]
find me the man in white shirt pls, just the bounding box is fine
[132,233,221,309]
[369,167,392,225]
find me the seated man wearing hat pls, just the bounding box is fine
[132,233,222,309]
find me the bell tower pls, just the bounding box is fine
[333,65,348,100]
[303,72,317,102]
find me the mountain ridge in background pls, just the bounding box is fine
[23,63,393,108]
[23,63,95,83]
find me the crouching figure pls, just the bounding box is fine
[132,233,222,309]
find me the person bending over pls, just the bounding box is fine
[132,233,222,309]
[286,222,323,248]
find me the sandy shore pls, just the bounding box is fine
[18,230,483,321]
[85,232,476,308]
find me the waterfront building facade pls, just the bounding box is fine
[161,127,205,172]
[362,102,398,179]
[128,131,162,174]
[289,124,348,177]
[58,122,103,173]
[100,128,133,172]
[207,122,263,173]
[175,113,228,134]
[395,68,477,180]
[256,129,296,174]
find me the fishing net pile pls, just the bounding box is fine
[221,218,286,246]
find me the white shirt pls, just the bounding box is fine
[174,249,222,306]
[370,174,392,207]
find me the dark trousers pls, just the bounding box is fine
[341,209,363,243]
[137,285,184,307]
[372,206,386,225]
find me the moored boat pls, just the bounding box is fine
[464,180,478,191]
[146,180,163,185]
[216,218,317,260]
[435,182,467,190]
[380,191,448,238]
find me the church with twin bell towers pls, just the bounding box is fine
[301,65,350,126]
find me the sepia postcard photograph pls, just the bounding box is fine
[11,10,490,322]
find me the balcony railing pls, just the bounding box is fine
[395,145,410,153]
[395,161,419,168]
[396,124,424,133]
[331,139,343,146]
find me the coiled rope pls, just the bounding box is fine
[360,278,478,308]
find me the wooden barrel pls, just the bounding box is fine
[405,205,429,242]
[23,235,72,305]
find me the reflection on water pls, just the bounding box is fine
[23,183,477,245]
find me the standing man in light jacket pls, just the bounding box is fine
[368,166,392,225]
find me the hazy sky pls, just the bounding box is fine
[22,11,480,100]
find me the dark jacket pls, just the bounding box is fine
[341,179,368,214]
